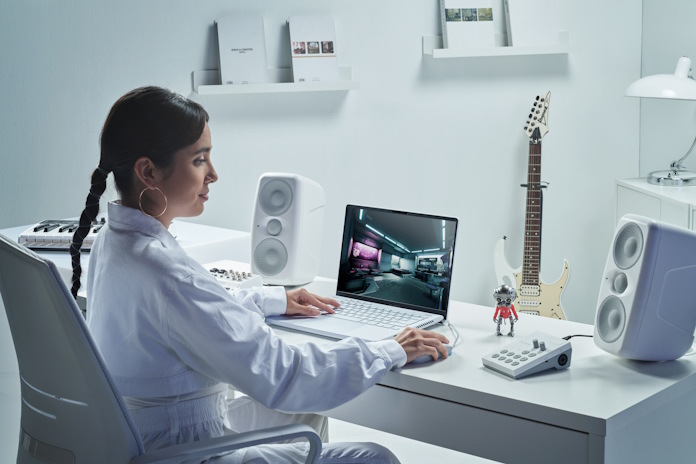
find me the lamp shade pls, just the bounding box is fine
[626,57,696,100]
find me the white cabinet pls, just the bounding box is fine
[616,178,696,230]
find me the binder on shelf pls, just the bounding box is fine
[287,15,339,83]
[439,0,495,49]
[216,14,268,85]
[504,0,559,47]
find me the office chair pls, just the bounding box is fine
[0,233,321,464]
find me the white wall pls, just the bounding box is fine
[0,0,642,323]
[639,0,696,179]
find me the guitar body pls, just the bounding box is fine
[494,237,569,319]
[492,92,570,320]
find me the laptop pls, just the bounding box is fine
[266,205,459,341]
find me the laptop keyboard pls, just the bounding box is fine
[329,298,425,330]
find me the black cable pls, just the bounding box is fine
[562,334,593,341]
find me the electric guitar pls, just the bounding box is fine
[493,92,569,320]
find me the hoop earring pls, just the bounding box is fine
[138,187,168,218]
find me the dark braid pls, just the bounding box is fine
[70,166,109,299]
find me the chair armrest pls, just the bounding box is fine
[130,424,322,464]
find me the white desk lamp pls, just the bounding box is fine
[626,56,696,186]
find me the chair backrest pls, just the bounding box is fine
[0,233,144,463]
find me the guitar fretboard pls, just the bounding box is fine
[522,140,542,286]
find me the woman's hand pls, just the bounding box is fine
[394,327,450,364]
[285,288,339,317]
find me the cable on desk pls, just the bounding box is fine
[562,334,593,340]
[445,320,461,347]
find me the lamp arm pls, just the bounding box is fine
[671,131,696,171]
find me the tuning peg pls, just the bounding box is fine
[536,95,540,100]
[540,98,545,102]
[524,126,528,130]
[533,102,537,107]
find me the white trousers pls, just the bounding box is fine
[226,395,401,464]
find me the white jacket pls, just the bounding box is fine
[86,202,406,415]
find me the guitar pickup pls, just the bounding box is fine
[518,300,541,306]
[519,285,540,297]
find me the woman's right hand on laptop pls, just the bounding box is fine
[395,327,450,364]
[285,288,338,316]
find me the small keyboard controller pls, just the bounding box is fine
[203,260,263,291]
[482,331,572,379]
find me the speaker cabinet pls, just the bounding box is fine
[250,173,325,286]
[594,214,696,361]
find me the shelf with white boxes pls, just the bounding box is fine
[192,67,359,95]
[422,31,569,58]
[616,177,696,230]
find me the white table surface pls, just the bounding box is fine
[277,278,696,463]
[293,278,696,433]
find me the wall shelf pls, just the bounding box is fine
[422,31,569,58]
[192,67,359,95]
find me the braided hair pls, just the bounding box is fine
[70,86,209,299]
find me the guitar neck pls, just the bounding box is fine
[522,140,542,286]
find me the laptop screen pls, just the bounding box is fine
[336,205,458,316]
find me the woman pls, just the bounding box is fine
[70,86,449,463]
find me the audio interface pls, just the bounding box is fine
[482,331,572,379]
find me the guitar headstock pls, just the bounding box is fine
[524,91,551,142]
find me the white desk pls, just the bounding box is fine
[277,279,696,463]
[3,224,696,463]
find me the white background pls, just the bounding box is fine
[0,0,648,324]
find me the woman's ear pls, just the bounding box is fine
[133,157,159,188]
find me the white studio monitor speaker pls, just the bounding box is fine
[594,214,696,361]
[251,173,325,286]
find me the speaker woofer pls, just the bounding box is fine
[259,179,293,217]
[613,222,643,270]
[596,295,626,343]
[253,238,288,276]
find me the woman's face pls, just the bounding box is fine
[158,122,217,224]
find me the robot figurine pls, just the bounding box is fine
[493,284,519,337]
